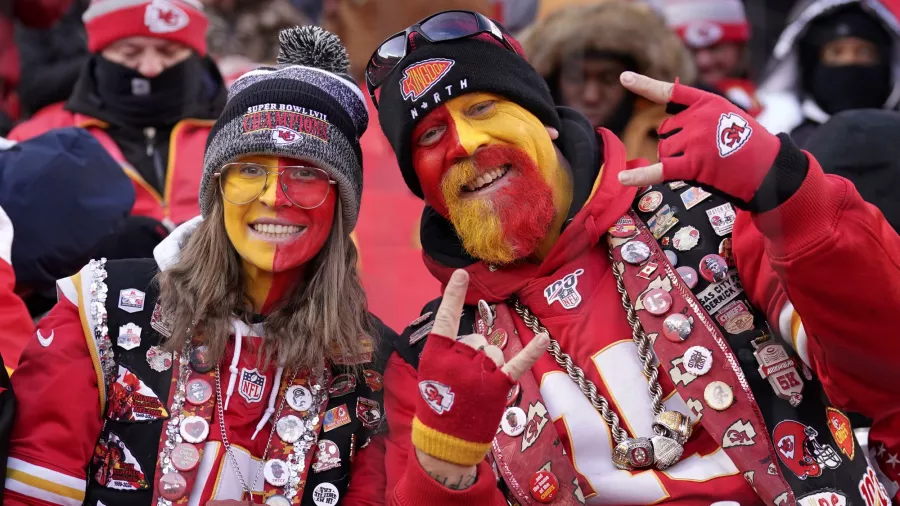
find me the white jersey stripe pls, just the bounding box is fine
[6,457,85,505]
[777,301,811,367]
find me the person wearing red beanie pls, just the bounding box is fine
[661,0,762,116]
[8,0,227,231]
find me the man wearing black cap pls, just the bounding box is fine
[758,0,898,146]
[370,10,900,505]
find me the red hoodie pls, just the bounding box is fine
[381,128,900,505]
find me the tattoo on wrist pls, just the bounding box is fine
[427,471,477,491]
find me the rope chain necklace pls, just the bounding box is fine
[507,248,692,471]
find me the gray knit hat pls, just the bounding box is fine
[199,26,368,230]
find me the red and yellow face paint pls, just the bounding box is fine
[222,155,336,313]
[411,92,573,265]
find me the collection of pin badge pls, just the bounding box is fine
[100,274,356,506]
[629,185,754,412]
[476,302,561,504]
[632,186,809,427]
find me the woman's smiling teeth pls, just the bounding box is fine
[464,166,510,192]
[251,223,303,237]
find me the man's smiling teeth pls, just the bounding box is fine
[251,223,303,236]
[464,166,509,192]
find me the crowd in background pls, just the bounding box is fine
[2,0,900,361]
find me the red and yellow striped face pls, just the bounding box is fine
[222,155,335,275]
[411,92,572,264]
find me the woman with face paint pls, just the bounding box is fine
[4,27,395,506]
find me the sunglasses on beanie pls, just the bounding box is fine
[365,10,520,109]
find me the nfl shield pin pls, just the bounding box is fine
[544,269,585,310]
[117,323,142,350]
[118,289,146,313]
[239,368,267,403]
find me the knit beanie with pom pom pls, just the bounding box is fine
[199,26,368,230]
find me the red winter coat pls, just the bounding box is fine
[8,105,213,226]
[0,0,72,121]
[381,128,900,505]
[2,227,389,505]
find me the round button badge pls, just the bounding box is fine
[171,442,201,472]
[312,482,340,506]
[501,407,527,437]
[699,254,729,283]
[264,458,290,487]
[530,470,560,503]
[179,416,209,444]
[266,495,293,506]
[664,249,678,266]
[276,414,304,444]
[704,381,735,411]
[185,378,212,406]
[506,383,521,407]
[189,345,213,373]
[642,289,673,316]
[638,191,664,213]
[158,472,188,501]
[676,266,698,289]
[621,240,651,265]
[662,313,693,342]
[286,384,313,412]
[682,346,713,376]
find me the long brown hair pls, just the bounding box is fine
[156,197,374,370]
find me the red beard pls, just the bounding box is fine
[448,145,556,263]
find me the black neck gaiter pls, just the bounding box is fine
[92,54,205,127]
[809,63,893,115]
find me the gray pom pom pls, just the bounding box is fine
[277,26,350,74]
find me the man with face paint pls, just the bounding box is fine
[8,0,227,228]
[368,10,900,505]
[4,27,396,505]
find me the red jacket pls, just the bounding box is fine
[0,258,32,372]
[2,230,389,505]
[0,0,72,121]
[382,128,900,505]
[8,104,213,225]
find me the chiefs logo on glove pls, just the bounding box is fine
[618,72,785,210]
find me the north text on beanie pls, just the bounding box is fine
[376,32,560,199]
[83,0,209,55]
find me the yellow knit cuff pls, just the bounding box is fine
[411,416,492,466]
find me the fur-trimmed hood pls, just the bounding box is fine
[519,0,696,84]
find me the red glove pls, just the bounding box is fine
[656,80,806,212]
[413,333,514,466]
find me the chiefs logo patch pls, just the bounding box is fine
[826,407,855,460]
[401,59,454,102]
[419,380,454,415]
[521,401,549,452]
[144,0,189,33]
[716,112,752,158]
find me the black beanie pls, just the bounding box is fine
[799,4,893,78]
[376,31,561,199]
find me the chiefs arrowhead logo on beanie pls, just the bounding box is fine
[83,0,208,55]
[376,28,561,199]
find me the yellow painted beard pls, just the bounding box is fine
[440,160,520,266]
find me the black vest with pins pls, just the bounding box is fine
[82,259,388,506]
